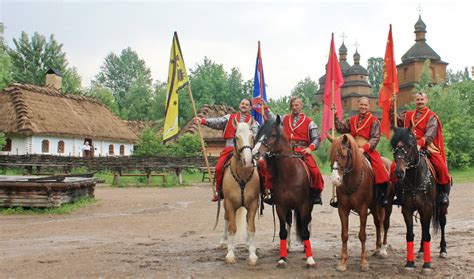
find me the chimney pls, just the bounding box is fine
[45,68,62,90]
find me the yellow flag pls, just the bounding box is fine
[163,32,189,142]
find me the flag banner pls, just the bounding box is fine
[163,32,189,142]
[321,33,344,141]
[252,41,268,125]
[379,24,399,139]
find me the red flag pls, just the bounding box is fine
[321,33,344,141]
[379,24,399,139]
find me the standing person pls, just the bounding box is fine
[391,92,451,205]
[334,97,389,207]
[82,141,91,158]
[194,98,260,202]
[262,96,324,205]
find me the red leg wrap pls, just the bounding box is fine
[280,239,287,258]
[304,239,313,258]
[407,241,415,262]
[423,241,432,263]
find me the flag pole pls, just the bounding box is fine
[392,87,397,128]
[331,78,336,203]
[187,84,215,195]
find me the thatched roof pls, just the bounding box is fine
[180,104,236,141]
[0,83,138,142]
[124,120,161,137]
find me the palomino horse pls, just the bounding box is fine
[252,116,316,268]
[391,128,447,274]
[220,121,260,265]
[328,134,393,272]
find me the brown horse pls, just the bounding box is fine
[220,121,260,265]
[252,116,316,268]
[328,134,393,272]
[391,128,447,275]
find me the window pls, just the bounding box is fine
[58,140,65,153]
[42,139,49,153]
[120,145,125,156]
[108,144,114,155]
[2,138,12,151]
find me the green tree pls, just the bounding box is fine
[86,85,119,115]
[0,132,6,150]
[167,134,202,157]
[227,67,247,107]
[290,77,318,114]
[148,81,167,122]
[414,59,432,92]
[133,128,167,156]
[0,43,12,90]
[188,57,228,106]
[7,31,81,93]
[446,67,472,84]
[367,57,384,96]
[95,47,152,113]
[121,73,153,120]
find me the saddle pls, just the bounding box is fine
[422,155,438,182]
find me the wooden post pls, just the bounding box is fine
[146,168,151,186]
[187,85,214,193]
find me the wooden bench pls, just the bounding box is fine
[200,167,216,185]
[112,171,169,186]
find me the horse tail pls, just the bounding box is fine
[294,210,303,243]
[235,207,248,241]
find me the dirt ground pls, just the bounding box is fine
[1,176,473,278]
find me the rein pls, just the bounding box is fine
[224,153,255,207]
[394,144,431,194]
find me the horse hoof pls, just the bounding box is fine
[248,257,258,266]
[378,250,388,259]
[422,268,432,275]
[277,259,287,268]
[404,267,415,273]
[372,250,380,257]
[405,261,415,272]
[226,257,236,264]
[440,252,448,259]
[336,264,347,272]
[306,257,316,268]
[360,264,369,272]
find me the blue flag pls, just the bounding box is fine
[252,41,267,124]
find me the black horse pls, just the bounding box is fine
[252,116,316,268]
[391,128,448,274]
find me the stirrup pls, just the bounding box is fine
[329,197,338,208]
[439,193,449,206]
[263,194,274,205]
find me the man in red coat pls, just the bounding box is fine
[194,98,260,202]
[335,97,389,207]
[390,92,451,205]
[262,96,324,205]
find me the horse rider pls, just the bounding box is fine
[334,96,389,207]
[262,96,324,205]
[194,98,267,202]
[390,92,451,206]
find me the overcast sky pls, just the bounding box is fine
[1,0,472,98]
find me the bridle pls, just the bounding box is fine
[393,143,420,170]
[331,144,353,176]
[234,136,254,163]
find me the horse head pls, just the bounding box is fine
[329,134,359,187]
[234,119,255,168]
[391,128,419,180]
[252,115,283,157]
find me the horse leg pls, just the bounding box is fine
[218,218,228,249]
[225,204,237,264]
[372,206,386,258]
[420,208,433,275]
[286,210,292,252]
[439,207,448,258]
[299,207,315,268]
[381,202,393,258]
[402,207,415,271]
[276,207,289,268]
[246,200,259,266]
[336,207,349,271]
[359,207,369,272]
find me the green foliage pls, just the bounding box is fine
[425,81,474,169]
[0,38,12,90]
[290,77,318,113]
[7,31,81,93]
[121,73,153,120]
[166,134,202,157]
[0,197,96,215]
[367,57,384,96]
[447,67,471,84]
[133,128,201,157]
[95,47,152,114]
[133,127,167,156]
[414,59,432,92]
[0,132,6,149]
[86,85,119,115]
[268,96,290,116]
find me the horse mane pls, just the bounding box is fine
[329,134,365,173]
[390,128,416,149]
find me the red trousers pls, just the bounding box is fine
[389,152,450,185]
[259,148,324,192]
[215,147,234,191]
[365,149,389,184]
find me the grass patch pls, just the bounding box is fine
[451,168,474,183]
[0,197,96,215]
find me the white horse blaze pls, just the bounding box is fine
[331,161,342,187]
[236,123,254,168]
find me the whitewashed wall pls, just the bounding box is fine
[1,134,133,156]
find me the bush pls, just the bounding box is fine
[133,128,202,157]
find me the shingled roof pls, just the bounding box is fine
[0,83,138,142]
[180,104,236,141]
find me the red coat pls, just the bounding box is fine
[282,113,316,150]
[222,113,252,140]
[349,112,377,152]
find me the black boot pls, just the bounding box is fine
[329,198,338,208]
[376,183,388,207]
[438,184,450,206]
[311,189,322,205]
[263,189,274,205]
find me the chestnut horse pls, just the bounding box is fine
[220,121,260,265]
[252,116,316,268]
[391,128,447,274]
[329,134,393,272]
